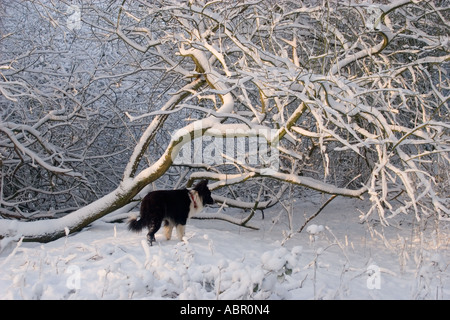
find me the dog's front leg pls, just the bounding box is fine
[176,224,185,241]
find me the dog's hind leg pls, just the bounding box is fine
[146,233,155,245]
[147,219,162,246]
[163,219,174,240]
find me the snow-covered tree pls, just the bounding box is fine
[0,0,448,242]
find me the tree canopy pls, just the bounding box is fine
[0,0,448,242]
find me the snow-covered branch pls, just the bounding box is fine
[1,0,448,241]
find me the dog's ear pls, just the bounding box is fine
[194,179,208,191]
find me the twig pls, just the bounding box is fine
[297,194,338,234]
[281,194,337,246]
[193,201,259,230]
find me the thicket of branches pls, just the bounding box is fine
[0,0,448,242]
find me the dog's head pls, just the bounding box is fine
[194,179,214,206]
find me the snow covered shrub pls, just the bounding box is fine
[257,246,303,299]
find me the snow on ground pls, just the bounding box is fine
[0,195,449,300]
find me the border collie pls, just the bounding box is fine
[128,180,214,245]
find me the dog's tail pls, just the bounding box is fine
[127,214,145,232]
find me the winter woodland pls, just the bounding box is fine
[0,0,449,300]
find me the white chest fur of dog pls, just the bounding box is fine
[188,190,204,218]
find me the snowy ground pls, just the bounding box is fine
[0,195,449,300]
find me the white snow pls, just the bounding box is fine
[0,196,448,300]
[306,224,324,235]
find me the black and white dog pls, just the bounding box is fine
[128,180,214,245]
